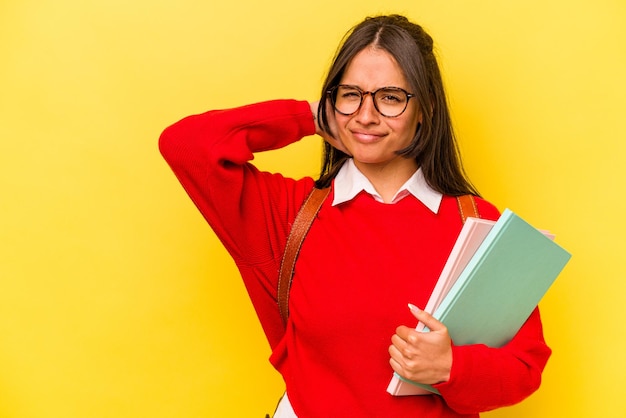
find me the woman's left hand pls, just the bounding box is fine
[389,304,453,385]
[309,100,351,156]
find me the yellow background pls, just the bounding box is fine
[1,0,625,417]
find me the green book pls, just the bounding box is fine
[389,209,571,395]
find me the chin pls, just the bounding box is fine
[347,147,388,163]
[352,155,393,166]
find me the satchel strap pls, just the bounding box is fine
[277,190,479,326]
[456,194,480,223]
[278,187,331,325]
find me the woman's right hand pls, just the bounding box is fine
[310,100,351,156]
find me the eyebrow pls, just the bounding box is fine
[338,83,409,91]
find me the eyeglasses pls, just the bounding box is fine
[327,84,415,118]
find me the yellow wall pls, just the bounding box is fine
[1,0,624,417]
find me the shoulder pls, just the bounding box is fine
[438,195,501,223]
[473,196,501,221]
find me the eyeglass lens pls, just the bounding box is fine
[332,85,410,117]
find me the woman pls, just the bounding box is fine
[160,14,551,417]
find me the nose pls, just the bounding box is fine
[355,92,379,124]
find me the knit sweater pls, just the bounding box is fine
[159,99,551,417]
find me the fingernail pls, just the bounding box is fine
[408,303,421,312]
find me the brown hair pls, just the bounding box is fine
[316,15,479,196]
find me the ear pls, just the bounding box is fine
[416,108,425,131]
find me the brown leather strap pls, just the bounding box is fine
[456,194,480,223]
[278,187,330,325]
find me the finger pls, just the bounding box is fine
[388,343,402,360]
[390,333,405,348]
[323,105,351,153]
[394,325,417,342]
[408,303,446,332]
[309,100,320,117]
[388,345,407,370]
[389,356,405,376]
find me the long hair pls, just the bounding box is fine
[316,15,479,197]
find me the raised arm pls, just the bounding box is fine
[159,99,318,346]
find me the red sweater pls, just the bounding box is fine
[159,99,551,417]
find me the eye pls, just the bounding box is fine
[377,89,405,104]
[341,91,360,99]
[338,87,361,101]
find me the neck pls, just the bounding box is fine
[354,158,418,203]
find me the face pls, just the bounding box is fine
[334,46,421,176]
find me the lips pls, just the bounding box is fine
[350,130,386,143]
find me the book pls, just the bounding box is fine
[387,209,571,396]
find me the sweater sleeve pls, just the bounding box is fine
[158,99,317,347]
[433,197,552,414]
[435,309,551,414]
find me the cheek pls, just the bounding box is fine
[400,112,422,140]
[391,119,419,143]
[335,115,352,135]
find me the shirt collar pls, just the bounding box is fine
[331,159,443,213]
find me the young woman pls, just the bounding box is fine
[160,14,551,417]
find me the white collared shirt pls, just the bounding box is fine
[331,159,443,213]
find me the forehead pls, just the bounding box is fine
[340,46,408,89]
